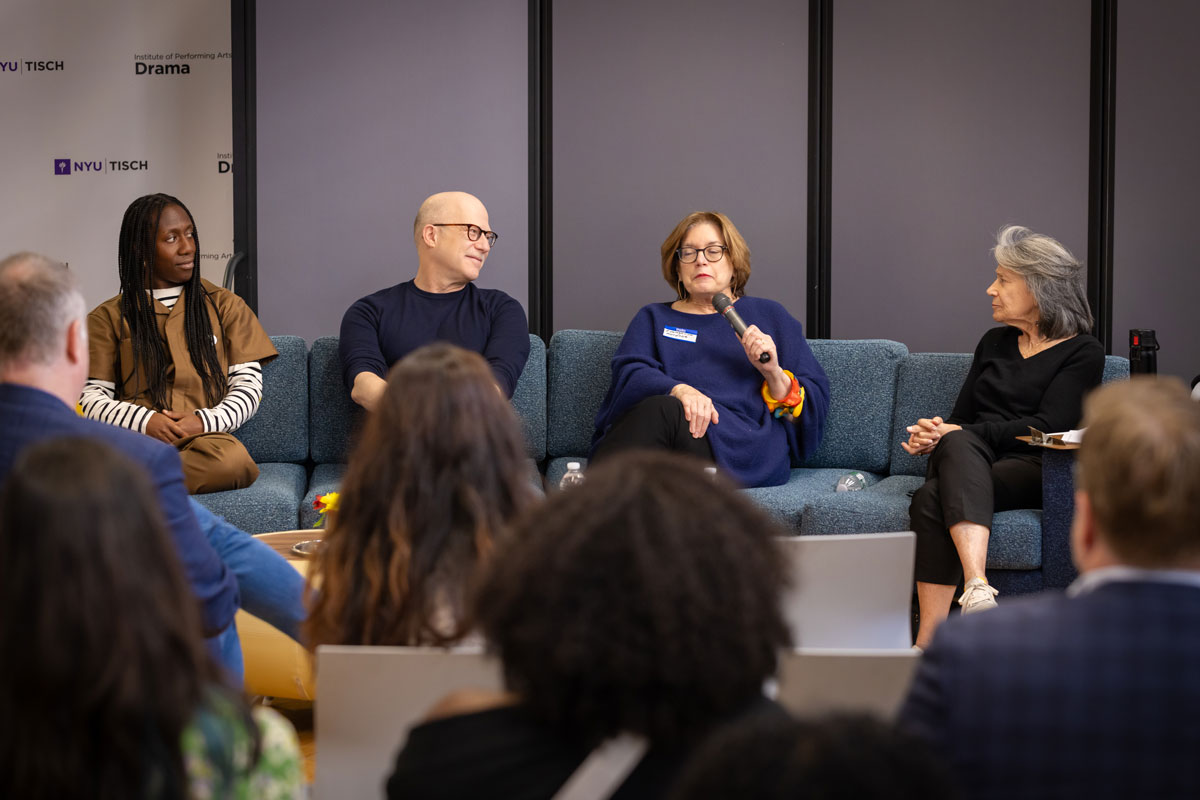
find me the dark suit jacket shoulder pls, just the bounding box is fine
[900,579,1200,799]
[0,383,238,635]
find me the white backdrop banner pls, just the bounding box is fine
[0,1,233,310]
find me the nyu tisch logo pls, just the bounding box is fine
[54,159,71,175]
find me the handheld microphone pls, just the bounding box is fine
[712,293,770,363]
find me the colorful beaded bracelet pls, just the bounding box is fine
[762,370,805,419]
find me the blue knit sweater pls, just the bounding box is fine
[592,298,829,487]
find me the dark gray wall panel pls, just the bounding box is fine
[256,0,527,341]
[552,0,807,333]
[831,0,1091,353]
[1112,0,1200,381]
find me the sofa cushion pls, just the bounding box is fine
[235,335,309,464]
[308,337,362,465]
[547,330,624,458]
[1102,355,1129,383]
[803,339,907,473]
[191,462,308,534]
[889,353,973,478]
[799,476,1042,570]
[741,468,882,532]
[799,475,921,536]
[985,510,1043,569]
[512,334,547,461]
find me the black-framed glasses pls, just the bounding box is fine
[676,245,727,263]
[432,223,499,247]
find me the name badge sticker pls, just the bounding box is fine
[662,326,698,343]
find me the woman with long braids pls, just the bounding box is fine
[81,193,277,493]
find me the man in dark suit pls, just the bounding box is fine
[0,253,239,647]
[899,377,1200,798]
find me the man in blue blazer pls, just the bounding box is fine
[900,377,1200,798]
[0,253,239,647]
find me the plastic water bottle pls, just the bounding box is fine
[835,471,867,492]
[559,461,585,490]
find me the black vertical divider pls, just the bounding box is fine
[528,0,552,342]
[230,0,258,313]
[806,0,833,339]
[1088,0,1117,353]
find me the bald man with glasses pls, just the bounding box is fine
[339,191,529,410]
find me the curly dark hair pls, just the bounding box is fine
[475,450,792,747]
[668,713,959,800]
[305,343,539,648]
[117,192,227,408]
[0,437,248,799]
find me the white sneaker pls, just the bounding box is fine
[958,577,998,615]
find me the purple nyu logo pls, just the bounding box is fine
[53,158,103,175]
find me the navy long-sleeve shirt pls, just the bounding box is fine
[339,280,530,398]
[591,298,830,488]
[949,326,1105,454]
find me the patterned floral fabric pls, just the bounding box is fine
[182,693,303,799]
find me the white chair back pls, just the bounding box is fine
[776,532,916,649]
[314,645,502,800]
[775,647,920,720]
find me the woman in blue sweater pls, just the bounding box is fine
[591,211,829,488]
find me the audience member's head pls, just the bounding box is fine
[412,191,495,287]
[305,343,538,647]
[1073,376,1200,571]
[476,451,792,747]
[117,192,226,408]
[0,437,226,798]
[668,713,958,800]
[660,210,752,301]
[0,252,85,378]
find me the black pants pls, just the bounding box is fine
[591,395,715,465]
[909,428,1042,586]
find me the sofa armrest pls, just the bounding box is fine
[1040,447,1079,589]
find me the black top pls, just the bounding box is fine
[386,697,786,800]
[338,280,530,397]
[949,327,1105,454]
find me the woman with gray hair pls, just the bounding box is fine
[904,225,1104,649]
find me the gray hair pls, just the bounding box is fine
[992,225,1094,339]
[0,252,85,369]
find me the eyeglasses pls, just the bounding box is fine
[676,245,727,264]
[432,223,499,247]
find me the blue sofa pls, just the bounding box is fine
[193,331,1127,595]
[544,329,1128,596]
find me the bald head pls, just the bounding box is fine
[0,252,84,371]
[412,192,494,293]
[413,191,489,246]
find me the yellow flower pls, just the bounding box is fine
[312,492,340,528]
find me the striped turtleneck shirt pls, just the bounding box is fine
[78,288,265,435]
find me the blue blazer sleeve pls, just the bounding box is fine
[149,442,239,636]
